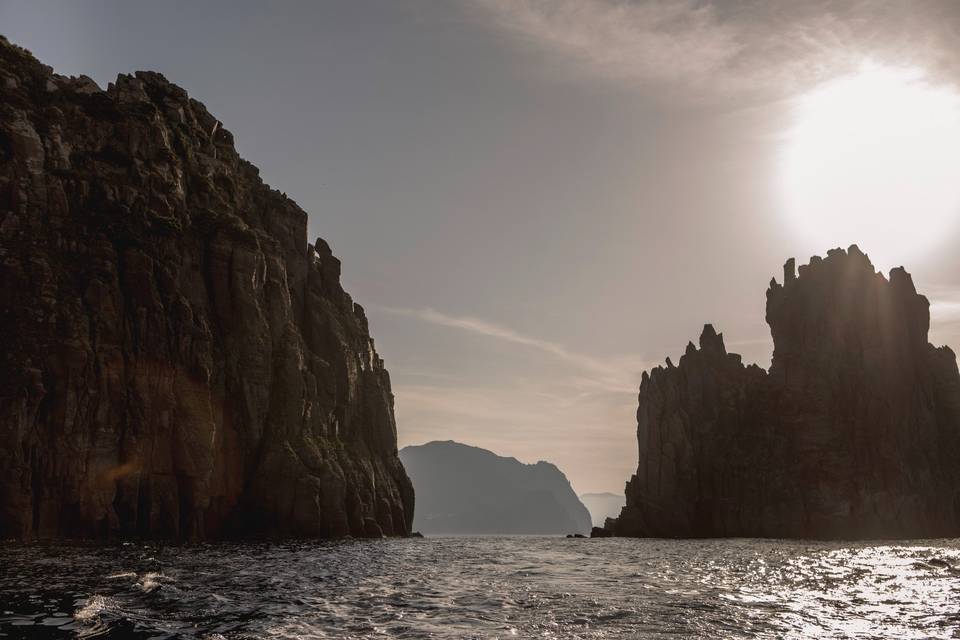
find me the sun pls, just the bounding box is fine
[779,63,960,268]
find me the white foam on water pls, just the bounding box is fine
[105,572,136,580]
[5,538,960,638]
[138,572,165,593]
[74,595,107,622]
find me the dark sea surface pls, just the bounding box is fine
[1,536,959,639]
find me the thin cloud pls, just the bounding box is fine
[394,379,641,492]
[468,0,960,102]
[379,306,776,491]
[375,305,653,489]
[927,286,960,336]
[931,301,960,322]
[381,305,648,389]
[478,0,742,85]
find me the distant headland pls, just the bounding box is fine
[400,441,591,535]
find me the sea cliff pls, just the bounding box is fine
[611,246,960,539]
[0,37,413,539]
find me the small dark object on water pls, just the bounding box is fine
[566,533,587,538]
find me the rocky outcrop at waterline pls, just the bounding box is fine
[0,37,414,540]
[609,246,960,539]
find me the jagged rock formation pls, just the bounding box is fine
[612,246,960,539]
[400,441,592,535]
[0,37,414,539]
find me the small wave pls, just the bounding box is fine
[74,595,108,622]
[138,572,166,593]
[4,537,960,639]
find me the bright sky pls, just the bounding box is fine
[5,1,960,494]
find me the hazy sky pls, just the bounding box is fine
[5,1,960,493]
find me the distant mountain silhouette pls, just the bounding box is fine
[579,493,625,527]
[400,441,592,535]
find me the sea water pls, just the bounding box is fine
[1,536,959,638]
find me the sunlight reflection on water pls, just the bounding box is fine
[1,537,959,638]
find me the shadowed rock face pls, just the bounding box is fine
[614,246,960,539]
[0,37,413,540]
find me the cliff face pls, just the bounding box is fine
[400,441,592,535]
[614,246,960,539]
[0,38,413,540]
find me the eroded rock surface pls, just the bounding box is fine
[0,37,413,539]
[613,246,960,539]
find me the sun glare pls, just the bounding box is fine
[780,63,960,267]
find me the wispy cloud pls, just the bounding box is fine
[374,304,655,490]
[377,306,778,491]
[468,0,960,102]
[927,285,960,328]
[931,302,960,322]
[394,378,641,492]
[477,0,742,86]
[381,305,648,391]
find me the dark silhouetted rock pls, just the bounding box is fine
[579,492,625,527]
[590,526,613,538]
[399,441,592,535]
[362,518,385,539]
[566,533,587,538]
[613,246,960,539]
[0,37,413,540]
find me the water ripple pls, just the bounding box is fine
[0,537,958,638]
